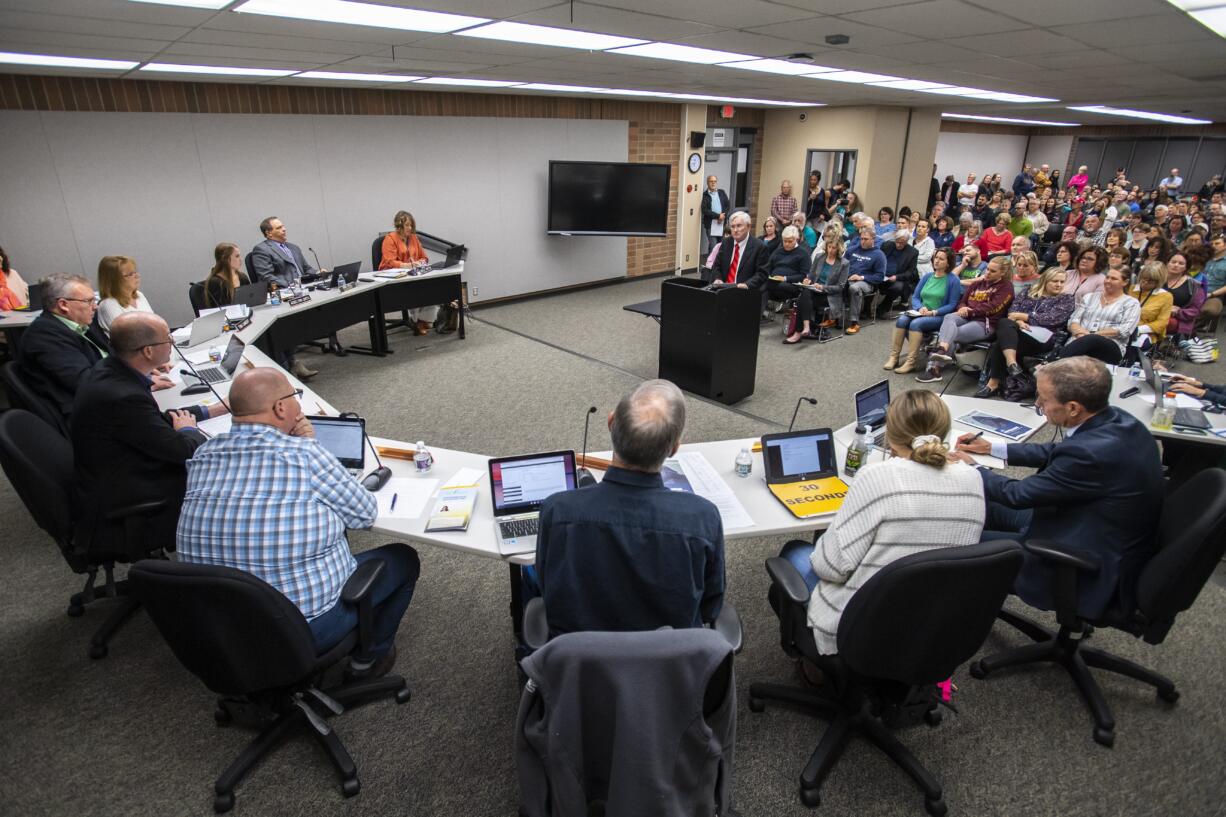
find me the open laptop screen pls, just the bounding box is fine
[309,416,366,470]
[489,451,576,516]
[855,380,890,429]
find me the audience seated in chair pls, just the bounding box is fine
[915,255,1014,383]
[1058,268,1139,366]
[884,247,962,374]
[785,228,847,344]
[879,218,920,316]
[978,267,1075,398]
[826,224,886,335]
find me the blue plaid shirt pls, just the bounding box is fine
[177,423,377,620]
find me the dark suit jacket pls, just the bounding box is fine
[249,238,316,288]
[71,356,206,559]
[882,242,920,287]
[980,408,1164,618]
[940,181,960,210]
[711,236,770,288]
[16,311,112,429]
[700,190,730,232]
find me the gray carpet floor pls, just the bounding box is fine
[3,273,1225,816]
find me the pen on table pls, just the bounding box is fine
[390,493,398,512]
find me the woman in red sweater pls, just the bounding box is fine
[977,212,1015,258]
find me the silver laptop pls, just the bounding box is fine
[487,450,578,555]
[854,380,891,444]
[192,334,245,384]
[176,310,227,347]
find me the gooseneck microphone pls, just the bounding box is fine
[341,410,392,492]
[308,246,324,275]
[788,396,818,432]
[577,405,598,487]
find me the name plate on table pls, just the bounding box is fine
[768,477,849,519]
[286,292,312,307]
[338,281,357,293]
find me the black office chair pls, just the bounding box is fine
[1,361,68,436]
[0,409,171,658]
[970,468,1226,748]
[188,280,207,316]
[243,251,258,282]
[129,558,410,813]
[750,541,1024,815]
[372,232,414,332]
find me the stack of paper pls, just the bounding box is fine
[671,451,754,530]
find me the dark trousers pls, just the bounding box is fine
[875,280,908,315]
[308,542,421,661]
[767,280,804,304]
[1058,334,1122,365]
[797,288,831,326]
[980,501,1033,543]
[987,318,1054,379]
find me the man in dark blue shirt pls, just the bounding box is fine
[826,224,886,334]
[534,379,725,637]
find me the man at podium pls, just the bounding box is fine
[710,210,770,292]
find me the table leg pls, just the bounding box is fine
[508,562,524,646]
[457,281,466,340]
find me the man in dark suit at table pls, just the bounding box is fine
[16,273,115,431]
[951,356,1165,619]
[711,210,771,315]
[248,216,322,380]
[71,312,228,558]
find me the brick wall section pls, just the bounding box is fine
[626,114,681,277]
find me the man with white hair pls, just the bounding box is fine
[533,380,725,637]
[710,210,770,290]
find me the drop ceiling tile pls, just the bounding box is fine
[0,11,189,42]
[968,0,1169,26]
[0,0,215,25]
[768,0,925,13]
[746,16,925,48]
[342,54,496,73]
[0,37,156,61]
[202,12,430,47]
[955,28,1090,56]
[395,32,586,60]
[1060,14,1217,49]
[165,41,360,65]
[405,0,565,17]
[182,28,399,55]
[842,0,1029,39]
[1037,49,1125,69]
[673,31,820,58]
[512,3,723,40]
[596,0,803,27]
[848,41,961,65]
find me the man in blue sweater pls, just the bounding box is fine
[824,224,886,334]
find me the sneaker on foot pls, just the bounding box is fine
[914,368,943,383]
[930,348,954,363]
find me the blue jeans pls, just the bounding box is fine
[980,501,1033,543]
[308,543,421,661]
[779,540,820,593]
[895,314,944,334]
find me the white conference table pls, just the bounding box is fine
[1108,366,1226,447]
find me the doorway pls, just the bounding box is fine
[805,149,858,191]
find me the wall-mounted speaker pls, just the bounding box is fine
[689,131,706,149]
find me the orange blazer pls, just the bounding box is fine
[379,231,428,270]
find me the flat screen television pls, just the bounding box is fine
[547,161,671,236]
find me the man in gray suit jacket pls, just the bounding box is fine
[249,216,322,289]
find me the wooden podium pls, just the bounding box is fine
[658,278,759,405]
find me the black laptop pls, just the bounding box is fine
[233,280,270,308]
[330,261,362,287]
[427,245,466,271]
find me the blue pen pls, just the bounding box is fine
[390,493,398,511]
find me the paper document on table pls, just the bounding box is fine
[377,478,438,520]
[442,467,484,488]
[1140,392,1203,409]
[673,451,754,529]
[198,414,232,438]
[710,221,724,238]
[1020,325,1053,343]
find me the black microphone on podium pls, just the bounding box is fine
[577,405,598,487]
[789,396,818,432]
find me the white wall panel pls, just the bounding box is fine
[0,111,81,281]
[934,130,1027,187]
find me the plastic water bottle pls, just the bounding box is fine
[414,440,434,473]
[1151,395,1176,431]
[1128,361,1143,381]
[734,447,753,478]
[844,424,870,478]
[268,283,281,306]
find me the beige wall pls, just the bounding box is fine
[676,103,708,271]
[758,106,942,223]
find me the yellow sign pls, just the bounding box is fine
[768,476,850,518]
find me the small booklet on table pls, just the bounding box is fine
[425,487,478,532]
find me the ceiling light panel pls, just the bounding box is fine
[141,63,298,76]
[1189,6,1226,36]
[962,91,1058,103]
[294,71,421,82]
[1068,105,1212,124]
[413,77,523,87]
[810,70,906,83]
[234,0,488,33]
[868,79,953,90]
[718,58,837,76]
[942,113,1078,127]
[126,0,232,8]
[607,42,755,65]
[0,52,138,70]
[456,21,644,51]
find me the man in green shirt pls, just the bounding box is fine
[1196,234,1226,332]
[1007,202,1033,239]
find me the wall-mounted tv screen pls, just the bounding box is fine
[547,161,671,237]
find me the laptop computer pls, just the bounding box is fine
[308,415,366,476]
[426,244,466,271]
[1144,356,1210,429]
[191,334,245,384]
[854,380,891,444]
[175,309,227,347]
[330,261,362,288]
[233,280,270,309]
[16,283,42,312]
[488,450,578,555]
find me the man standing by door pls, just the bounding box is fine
[701,175,730,257]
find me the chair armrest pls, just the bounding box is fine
[1023,539,1100,629]
[765,556,811,606]
[105,499,168,521]
[341,558,384,606]
[523,597,549,651]
[711,603,743,654]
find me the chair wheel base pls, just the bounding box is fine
[89,643,108,660]
[1093,726,1115,748]
[341,777,360,798]
[395,687,412,705]
[968,660,987,679]
[66,604,84,618]
[213,792,235,813]
[1157,687,1180,704]
[799,786,820,808]
[925,795,947,816]
[747,696,765,713]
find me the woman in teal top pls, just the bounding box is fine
[884,247,963,373]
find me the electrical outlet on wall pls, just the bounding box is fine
[471,286,479,298]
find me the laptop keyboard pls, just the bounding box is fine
[196,366,226,383]
[499,517,538,539]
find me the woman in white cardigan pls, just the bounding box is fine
[780,389,986,655]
